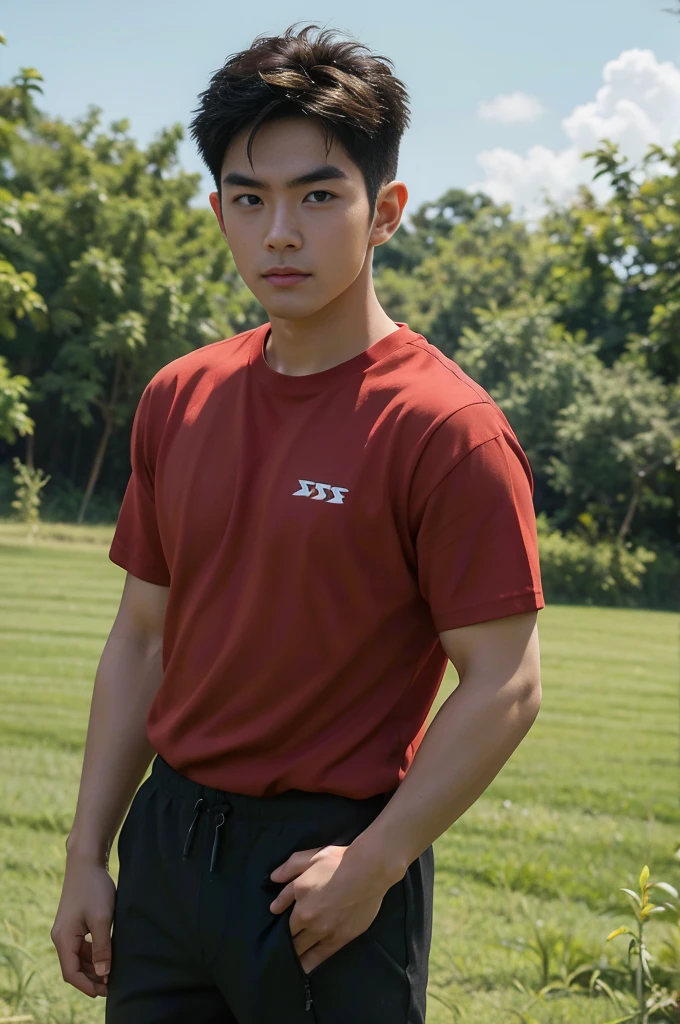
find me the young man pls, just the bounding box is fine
[51,23,544,1024]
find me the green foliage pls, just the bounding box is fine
[502,867,680,1024]
[0,201,47,338]
[503,902,605,1011]
[0,921,38,1019]
[9,458,50,535]
[6,109,260,433]
[582,140,680,382]
[601,864,680,1022]
[374,188,499,274]
[376,196,529,354]
[0,44,678,570]
[0,45,46,449]
[547,361,680,540]
[0,46,262,522]
[0,359,33,446]
[453,299,602,480]
[536,513,659,607]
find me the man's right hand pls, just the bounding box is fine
[51,855,117,998]
[51,572,168,997]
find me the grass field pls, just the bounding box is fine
[0,518,678,1023]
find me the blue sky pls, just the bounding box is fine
[3,0,679,218]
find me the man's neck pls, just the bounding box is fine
[264,281,398,377]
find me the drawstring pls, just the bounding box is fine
[210,813,225,873]
[181,796,233,873]
[210,805,233,874]
[183,798,204,858]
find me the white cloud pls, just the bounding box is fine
[478,91,545,123]
[469,49,680,220]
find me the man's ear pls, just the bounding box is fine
[370,180,408,249]
[209,191,228,241]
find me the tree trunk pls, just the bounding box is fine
[25,431,34,470]
[76,352,123,525]
[76,410,113,524]
[617,478,642,542]
[617,456,668,543]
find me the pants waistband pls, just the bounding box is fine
[150,754,396,822]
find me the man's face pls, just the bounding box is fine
[209,116,382,318]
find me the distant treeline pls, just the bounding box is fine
[0,52,678,608]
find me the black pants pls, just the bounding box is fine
[105,755,435,1023]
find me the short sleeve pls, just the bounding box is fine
[109,382,171,587]
[413,407,544,632]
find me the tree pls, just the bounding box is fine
[0,358,33,445]
[0,38,47,448]
[452,298,603,517]
[548,361,680,541]
[562,139,680,382]
[374,187,497,274]
[527,183,636,366]
[453,300,602,456]
[1,99,261,522]
[376,194,530,354]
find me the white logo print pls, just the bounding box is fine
[292,479,349,504]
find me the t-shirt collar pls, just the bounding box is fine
[248,321,413,397]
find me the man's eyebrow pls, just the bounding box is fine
[222,165,349,189]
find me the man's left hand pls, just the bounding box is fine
[268,844,392,975]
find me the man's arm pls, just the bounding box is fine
[347,609,542,884]
[51,571,169,998]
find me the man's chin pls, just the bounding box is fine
[258,294,328,321]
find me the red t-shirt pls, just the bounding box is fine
[109,321,545,798]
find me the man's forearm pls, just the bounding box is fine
[347,671,542,885]
[66,631,165,864]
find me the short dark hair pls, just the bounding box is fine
[189,23,411,217]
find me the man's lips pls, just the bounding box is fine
[262,270,311,277]
[262,270,311,286]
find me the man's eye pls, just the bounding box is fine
[234,194,262,206]
[232,191,335,206]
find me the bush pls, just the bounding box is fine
[0,462,13,513]
[640,543,680,611]
[536,513,677,609]
[0,464,122,525]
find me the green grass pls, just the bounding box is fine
[0,518,678,1023]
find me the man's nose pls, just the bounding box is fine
[263,203,302,250]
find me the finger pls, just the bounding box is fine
[80,966,109,998]
[87,916,112,982]
[300,939,335,974]
[270,882,295,914]
[291,923,315,957]
[80,938,108,986]
[72,971,104,997]
[79,936,94,963]
[80,968,109,996]
[271,848,324,881]
[52,926,100,998]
